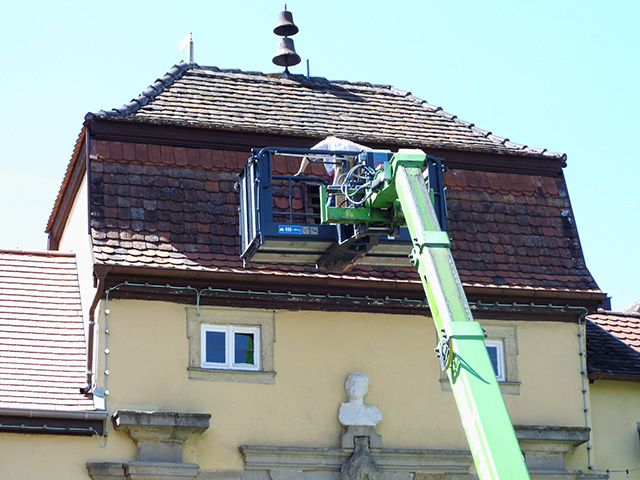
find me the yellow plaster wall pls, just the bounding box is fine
[0,431,135,479]
[58,175,97,342]
[504,319,585,426]
[88,300,589,471]
[589,380,640,477]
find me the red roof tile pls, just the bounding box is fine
[589,310,640,351]
[586,311,640,381]
[0,250,94,411]
[88,142,599,293]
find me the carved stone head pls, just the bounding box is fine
[345,372,369,403]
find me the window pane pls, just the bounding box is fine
[205,331,226,363]
[486,345,499,377]
[234,332,255,364]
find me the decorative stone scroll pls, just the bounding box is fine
[341,437,381,480]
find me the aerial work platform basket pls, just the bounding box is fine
[238,147,447,271]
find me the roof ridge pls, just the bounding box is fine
[401,91,563,159]
[188,66,372,91]
[88,61,196,120]
[593,308,640,319]
[199,65,268,77]
[194,66,418,93]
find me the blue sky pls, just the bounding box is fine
[0,1,637,310]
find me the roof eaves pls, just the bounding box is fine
[0,408,106,436]
[595,309,640,318]
[0,248,76,257]
[45,122,87,236]
[588,372,640,382]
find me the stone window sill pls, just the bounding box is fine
[440,378,521,395]
[187,366,276,384]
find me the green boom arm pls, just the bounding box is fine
[321,150,530,480]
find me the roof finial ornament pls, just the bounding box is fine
[272,7,300,74]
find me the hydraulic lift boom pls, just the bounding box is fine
[320,149,530,480]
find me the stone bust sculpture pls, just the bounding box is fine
[338,372,382,427]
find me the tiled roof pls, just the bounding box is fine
[589,309,640,351]
[0,250,94,411]
[89,63,565,160]
[89,141,599,293]
[586,318,640,381]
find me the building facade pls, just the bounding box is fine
[2,62,633,479]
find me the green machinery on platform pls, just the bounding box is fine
[320,149,530,480]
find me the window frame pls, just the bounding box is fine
[200,324,261,371]
[484,339,506,382]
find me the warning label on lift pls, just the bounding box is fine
[278,225,319,235]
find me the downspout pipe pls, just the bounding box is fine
[84,267,108,397]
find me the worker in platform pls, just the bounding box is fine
[295,136,370,181]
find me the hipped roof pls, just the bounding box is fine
[88,62,565,160]
[48,63,600,300]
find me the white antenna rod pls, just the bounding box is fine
[178,32,194,63]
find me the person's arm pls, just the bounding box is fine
[295,155,310,176]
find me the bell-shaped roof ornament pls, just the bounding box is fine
[274,9,299,37]
[272,37,301,68]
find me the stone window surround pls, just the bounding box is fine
[187,306,276,384]
[441,322,520,395]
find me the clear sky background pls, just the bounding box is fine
[0,1,637,310]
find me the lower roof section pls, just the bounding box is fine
[586,315,640,382]
[0,250,94,412]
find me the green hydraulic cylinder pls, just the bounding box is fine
[392,157,530,480]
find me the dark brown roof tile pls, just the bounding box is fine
[87,144,599,293]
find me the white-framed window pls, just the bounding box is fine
[485,340,506,382]
[201,324,260,371]
[441,323,519,395]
